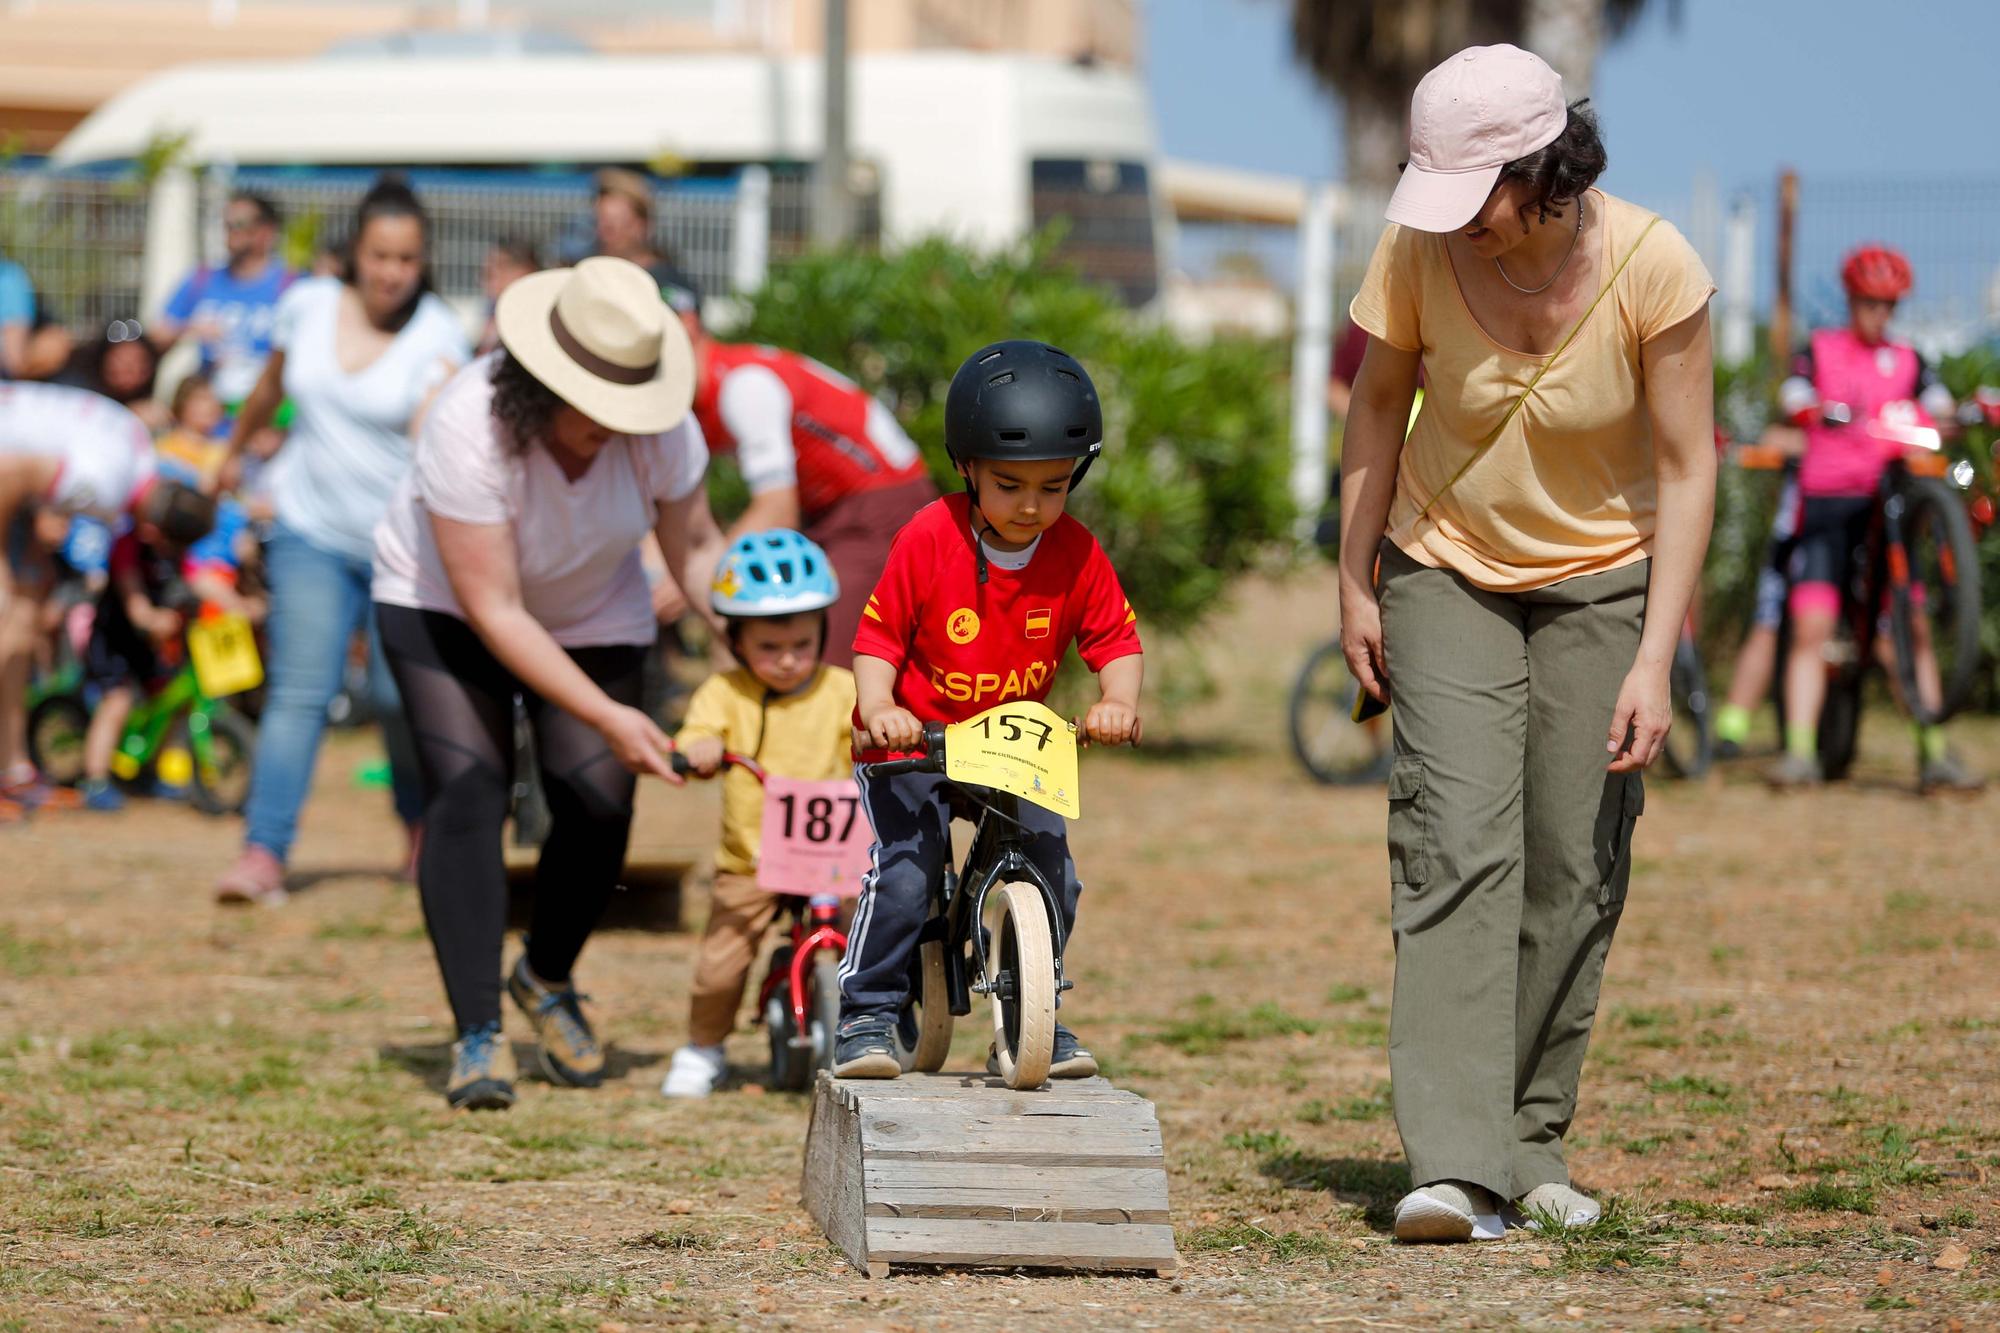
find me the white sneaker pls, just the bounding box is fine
[660,1044,727,1099]
[1505,1182,1602,1231]
[1392,1181,1505,1243]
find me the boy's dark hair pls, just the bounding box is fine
[230,190,281,228]
[490,348,565,454]
[346,174,433,331]
[142,480,217,547]
[1497,99,1607,224]
[491,235,542,271]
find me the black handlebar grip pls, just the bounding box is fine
[669,752,692,776]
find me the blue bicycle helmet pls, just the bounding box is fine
[711,529,840,617]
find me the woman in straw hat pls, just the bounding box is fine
[1337,46,1716,1240]
[371,256,727,1110]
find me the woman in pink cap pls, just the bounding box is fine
[1337,45,1716,1242]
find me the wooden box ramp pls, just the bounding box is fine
[801,1071,1180,1278]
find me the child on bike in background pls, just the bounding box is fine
[661,530,858,1099]
[1765,245,1980,793]
[78,461,222,812]
[834,340,1143,1081]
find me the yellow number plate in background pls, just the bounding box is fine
[187,613,264,698]
[943,700,1081,820]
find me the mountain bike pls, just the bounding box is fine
[28,615,258,815]
[670,749,853,1091]
[858,710,1084,1090]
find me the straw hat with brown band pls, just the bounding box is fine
[494,256,695,437]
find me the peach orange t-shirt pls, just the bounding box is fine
[1349,190,1714,591]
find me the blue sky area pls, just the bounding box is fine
[1146,0,2000,331]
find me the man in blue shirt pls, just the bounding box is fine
[0,253,34,380]
[152,192,295,407]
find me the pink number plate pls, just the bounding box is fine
[756,776,872,898]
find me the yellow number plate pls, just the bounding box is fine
[187,613,264,698]
[943,700,1081,820]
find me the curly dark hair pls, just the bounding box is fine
[1498,99,1607,224]
[489,349,565,453]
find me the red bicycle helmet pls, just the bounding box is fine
[1841,244,1913,301]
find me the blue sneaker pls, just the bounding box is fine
[446,1022,517,1111]
[80,779,126,813]
[987,1024,1099,1080]
[832,1012,901,1079]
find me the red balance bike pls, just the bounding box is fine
[670,750,865,1090]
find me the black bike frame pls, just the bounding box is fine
[922,786,1069,1019]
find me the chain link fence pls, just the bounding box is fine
[0,171,149,332]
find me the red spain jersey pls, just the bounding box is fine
[692,342,930,520]
[852,495,1141,758]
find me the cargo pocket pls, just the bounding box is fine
[1598,774,1645,908]
[1386,755,1429,888]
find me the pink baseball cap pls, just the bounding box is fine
[1385,44,1567,233]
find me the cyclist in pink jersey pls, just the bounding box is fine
[1767,245,1978,792]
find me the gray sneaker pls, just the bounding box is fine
[1764,752,1823,789]
[832,1013,901,1079]
[1919,750,1985,794]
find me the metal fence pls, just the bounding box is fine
[0,172,149,333]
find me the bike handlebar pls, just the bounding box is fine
[669,749,768,783]
[856,721,948,780]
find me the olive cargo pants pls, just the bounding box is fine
[1377,543,1649,1200]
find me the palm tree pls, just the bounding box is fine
[1289,0,1666,190]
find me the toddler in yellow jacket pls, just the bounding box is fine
[662,531,856,1098]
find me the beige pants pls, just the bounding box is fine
[687,871,783,1047]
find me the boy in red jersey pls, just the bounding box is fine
[832,342,1142,1079]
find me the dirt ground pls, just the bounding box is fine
[3,569,1997,1331]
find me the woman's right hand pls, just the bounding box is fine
[1340,584,1390,704]
[597,703,683,784]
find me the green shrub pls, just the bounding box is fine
[722,234,1296,635]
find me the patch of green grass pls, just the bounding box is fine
[1185,1221,1345,1265]
[1883,889,1930,914]
[1324,983,1368,1005]
[1136,997,1320,1056]
[1647,1074,1732,1099]
[1863,1291,1915,1311]
[1709,944,1745,965]
[1615,1005,1675,1030]
[1662,1199,1766,1225]
[1784,1180,1876,1214]
[1297,1083,1392,1124]
[0,927,57,978]
[1223,1129,1291,1155]
[1522,1198,1670,1273]
[626,1227,717,1251]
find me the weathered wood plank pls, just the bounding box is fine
[859,1109,1164,1166]
[800,1073,869,1272]
[826,1073,1133,1110]
[863,1161,1169,1223]
[865,1218,1179,1271]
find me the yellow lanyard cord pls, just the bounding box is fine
[1413,215,1662,524]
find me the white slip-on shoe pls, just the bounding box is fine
[660,1044,727,1098]
[1505,1182,1603,1231]
[1393,1181,1506,1243]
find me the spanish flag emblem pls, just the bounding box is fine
[1025,607,1052,640]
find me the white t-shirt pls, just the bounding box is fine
[266,277,468,561]
[372,354,710,647]
[0,382,156,521]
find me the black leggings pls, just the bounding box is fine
[376,604,645,1034]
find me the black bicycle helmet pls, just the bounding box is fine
[944,340,1103,483]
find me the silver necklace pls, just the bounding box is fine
[1494,197,1585,295]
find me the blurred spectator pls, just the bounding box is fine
[591,169,698,302]
[311,239,349,280]
[152,191,296,408]
[20,313,75,383]
[0,248,33,379]
[59,320,170,432]
[156,375,231,491]
[476,236,542,356]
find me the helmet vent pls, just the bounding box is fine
[978,349,1005,364]
[1067,426,1089,439]
[997,429,1028,442]
[1054,368,1081,384]
[988,372,1014,386]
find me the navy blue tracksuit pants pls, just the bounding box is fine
[837,767,1081,1016]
